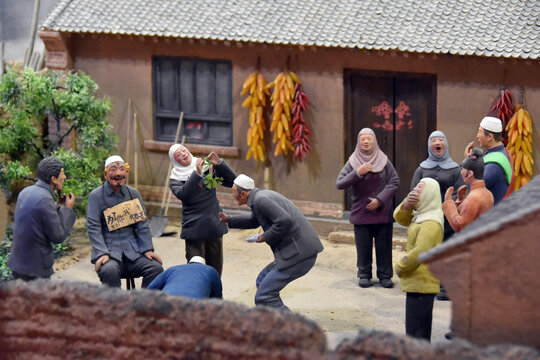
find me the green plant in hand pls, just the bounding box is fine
[202,157,223,189]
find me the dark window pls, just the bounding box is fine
[153,57,233,146]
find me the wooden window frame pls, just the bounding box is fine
[152,56,233,146]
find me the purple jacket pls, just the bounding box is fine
[336,161,399,225]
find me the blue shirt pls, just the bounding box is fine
[484,145,510,205]
[147,263,223,299]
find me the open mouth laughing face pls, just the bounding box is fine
[174,145,192,167]
[430,137,446,157]
[106,162,127,188]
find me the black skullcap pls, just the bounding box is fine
[461,148,485,180]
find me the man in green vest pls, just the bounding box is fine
[465,116,512,204]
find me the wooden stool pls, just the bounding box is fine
[125,277,136,290]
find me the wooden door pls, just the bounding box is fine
[344,70,436,211]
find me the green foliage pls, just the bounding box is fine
[202,157,223,189]
[0,68,118,215]
[0,229,13,281]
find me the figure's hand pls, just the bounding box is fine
[256,234,264,243]
[445,186,455,202]
[457,185,468,201]
[195,157,203,174]
[144,251,163,264]
[366,197,381,211]
[65,192,75,209]
[208,151,220,166]
[402,190,420,210]
[218,212,228,223]
[357,163,372,176]
[95,255,109,272]
[464,142,474,158]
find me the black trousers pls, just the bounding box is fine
[353,223,393,280]
[97,255,163,288]
[11,271,50,281]
[405,292,436,342]
[185,236,223,276]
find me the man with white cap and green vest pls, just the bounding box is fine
[219,174,324,311]
[465,116,512,204]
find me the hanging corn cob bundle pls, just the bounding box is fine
[267,72,297,157]
[506,105,534,190]
[291,82,312,162]
[242,72,269,162]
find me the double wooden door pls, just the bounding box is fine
[344,71,436,210]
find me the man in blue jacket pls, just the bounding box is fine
[147,256,222,299]
[8,157,76,280]
[465,116,512,204]
[219,174,324,310]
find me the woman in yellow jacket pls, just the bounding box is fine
[393,177,444,342]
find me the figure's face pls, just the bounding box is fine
[461,167,474,184]
[430,137,446,157]
[413,181,426,196]
[359,134,375,153]
[476,127,491,148]
[232,184,249,206]
[105,161,127,188]
[51,168,66,191]
[174,146,192,166]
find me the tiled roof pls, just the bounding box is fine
[420,174,540,262]
[42,0,539,60]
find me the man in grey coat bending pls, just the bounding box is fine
[219,174,323,310]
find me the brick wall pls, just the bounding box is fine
[1,281,537,360]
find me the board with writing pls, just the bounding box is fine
[103,199,146,232]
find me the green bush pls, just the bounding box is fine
[0,68,118,215]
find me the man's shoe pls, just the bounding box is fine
[380,278,394,288]
[436,292,450,301]
[358,278,373,288]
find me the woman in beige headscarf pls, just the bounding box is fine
[336,128,399,288]
[393,177,444,342]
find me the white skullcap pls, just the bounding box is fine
[480,116,502,133]
[104,155,125,169]
[234,174,255,190]
[189,256,205,264]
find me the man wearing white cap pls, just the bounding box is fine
[147,256,222,299]
[465,116,512,204]
[86,155,163,288]
[219,174,324,310]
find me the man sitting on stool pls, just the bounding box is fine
[147,256,222,299]
[86,155,163,288]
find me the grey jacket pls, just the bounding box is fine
[87,182,154,264]
[8,180,76,277]
[227,188,324,270]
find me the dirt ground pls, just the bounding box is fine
[52,219,451,348]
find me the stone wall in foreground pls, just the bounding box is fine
[0,281,537,360]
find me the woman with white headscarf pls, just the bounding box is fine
[336,128,399,289]
[393,177,444,342]
[410,130,464,300]
[168,144,237,276]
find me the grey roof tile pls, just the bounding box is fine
[420,174,540,263]
[40,0,539,60]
